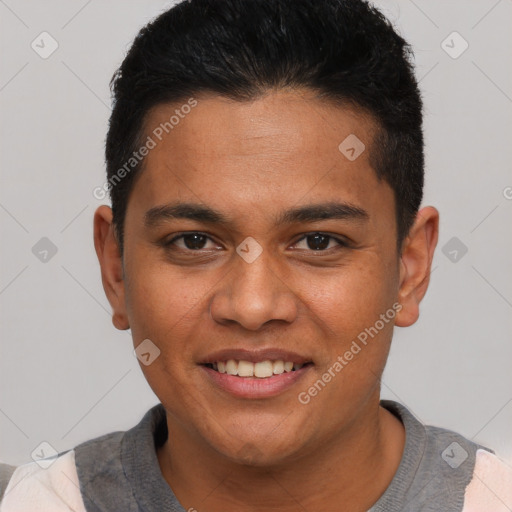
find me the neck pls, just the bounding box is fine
[157,398,405,511]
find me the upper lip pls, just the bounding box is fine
[199,348,313,365]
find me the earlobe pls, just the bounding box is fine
[395,206,439,328]
[93,205,130,330]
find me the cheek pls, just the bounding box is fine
[129,274,209,343]
[301,256,399,404]
[296,263,398,428]
[124,265,212,405]
[302,257,397,333]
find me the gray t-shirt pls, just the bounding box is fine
[71,400,489,511]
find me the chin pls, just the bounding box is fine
[210,430,306,469]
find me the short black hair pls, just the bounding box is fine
[105,0,423,254]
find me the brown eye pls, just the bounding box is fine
[181,233,208,250]
[165,232,218,251]
[293,232,347,251]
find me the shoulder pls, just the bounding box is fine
[374,400,510,511]
[0,404,166,512]
[0,450,86,512]
[462,449,512,511]
[0,428,132,512]
[0,419,138,512]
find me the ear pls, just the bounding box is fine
[395,206,439,327]
[93,205,130,330]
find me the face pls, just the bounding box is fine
[95,89,436,466]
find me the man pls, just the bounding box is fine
[1,0,511,510]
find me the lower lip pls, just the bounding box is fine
[200,364,313,399]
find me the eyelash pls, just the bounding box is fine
[163,231,350,253]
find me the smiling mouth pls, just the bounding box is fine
[202,359,314,378]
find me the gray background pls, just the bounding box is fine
[1,0,511,466]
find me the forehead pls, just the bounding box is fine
[127,89,394,229]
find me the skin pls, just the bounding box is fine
[94,88,438,511]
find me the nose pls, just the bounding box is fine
[209,248,298,331]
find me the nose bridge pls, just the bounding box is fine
[210,242,297,330]
[236,248,276,298]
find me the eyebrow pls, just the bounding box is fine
[144,201,369,228]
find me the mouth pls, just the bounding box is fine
[201,359,314,378]
[199,356,315,399]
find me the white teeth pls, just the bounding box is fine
[225,359,238,375]
[272,360,284,375]
[254,361,273,378]
[238,360,254,377]
[212,359,307,378]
